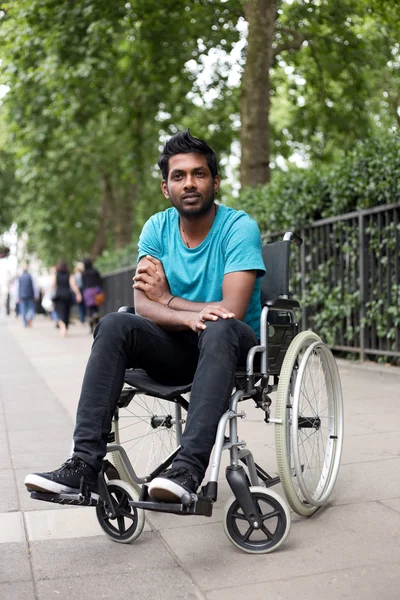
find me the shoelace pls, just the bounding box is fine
[167,467,198,484]
[57,456,84,475]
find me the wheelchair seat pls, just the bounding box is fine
[123,369,192,400]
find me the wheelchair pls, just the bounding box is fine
[31,231,344,554]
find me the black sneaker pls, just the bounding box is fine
[148,466,199,502]
[24,456,99,496]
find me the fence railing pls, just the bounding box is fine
[102,265,136,316]
[103,202,400,362]
[271,202,400,361]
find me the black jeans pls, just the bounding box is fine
[73,312,258,481]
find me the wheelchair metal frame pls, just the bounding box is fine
[32,230,342,553]
[99,299,298,524]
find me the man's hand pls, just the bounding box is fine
[133,256,171,304]
[186,304,235,332]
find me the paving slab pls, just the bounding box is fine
[0,581,36,600]
[332,457,400,505]
[37,571,203,600]
[0,542,32,583]
[25,506,151,540]
[380,497,400,514]
[204,562,400,600]
[25,507,114,541]
[0,469,19,512]
[341,430,400,465]
[0,511,25,543]
[31,533,183,580]
[5,408,70,432]
[160,502,400,592]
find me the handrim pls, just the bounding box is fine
[275,331,343,516]
[292,341,343,506]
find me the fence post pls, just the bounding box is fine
[358,213,366,362]
[300,228,307,331]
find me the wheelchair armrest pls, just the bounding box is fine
[118,306,136,314]
[264,298,300,310]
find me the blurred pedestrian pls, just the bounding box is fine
[18,264,38,327]
[51,261,82,337]
[82,258,104,333]
[10,278,20,317]
[40,266,57,322]
[73,262,86,324]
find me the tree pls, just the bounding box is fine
[0,0,242,264]
[240,0,276,187]
[240,0,400,186]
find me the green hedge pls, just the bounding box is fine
[233,134,400,237]
[232,134,400,363]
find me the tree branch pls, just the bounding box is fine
[272,31,307,60]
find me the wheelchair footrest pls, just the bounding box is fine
[30,491,100,507]
[130,496,213,517]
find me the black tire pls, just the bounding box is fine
[223,487,291,554]
[96,480,145,544]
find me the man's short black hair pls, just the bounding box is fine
[158,130,219,180]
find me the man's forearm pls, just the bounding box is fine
[168,296,215,312]
[135,296,195,331]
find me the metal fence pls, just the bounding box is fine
[102,202,400,362]
[277,202,400,361]
[102,265,136,315]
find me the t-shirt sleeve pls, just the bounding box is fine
[224,214,266,278]
[137,216,163,262]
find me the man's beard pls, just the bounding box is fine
[172,191,215,220]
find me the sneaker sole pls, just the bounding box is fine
[24,474,99,499]
[148,477,188,503]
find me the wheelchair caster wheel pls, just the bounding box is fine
[223,487,291,554]
[96,480,145,544]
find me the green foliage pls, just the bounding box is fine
[269,0,400,165]
[1,0,400,274]
[232,134,400,362]
[94,239,139,274]
[0,0,242,264]
[234,134,400,236]
[0,148,15,231]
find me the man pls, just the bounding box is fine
[18,264,38,328]
[25,130,265,502]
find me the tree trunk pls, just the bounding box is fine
[90,173,113,258]
[240,0,277,188]
[111,178,136,250]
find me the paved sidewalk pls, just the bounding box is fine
[1,315,400,600]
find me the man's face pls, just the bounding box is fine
[161,152,220,218]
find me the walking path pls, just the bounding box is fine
[1,315,400,599]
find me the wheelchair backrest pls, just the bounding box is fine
[260,240,291,303]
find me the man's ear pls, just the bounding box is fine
[213,175,221,194]
[161,180,169,198]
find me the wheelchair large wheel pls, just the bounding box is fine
[223,487,291,554]
[111,390,187,490]
[96,479,145,544]
[275,331,344,516]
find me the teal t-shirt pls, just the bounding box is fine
[137,205,266,337]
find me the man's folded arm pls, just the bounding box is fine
[134,269,257,326]
[168,271,257,321]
